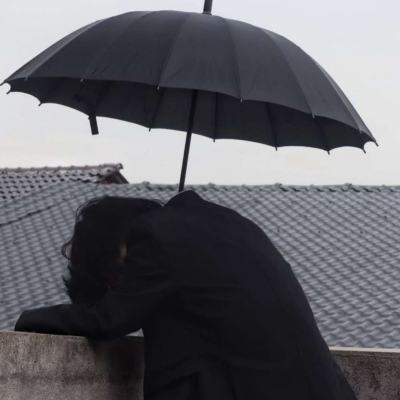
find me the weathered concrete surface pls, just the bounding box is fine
[0,331,144,400]
[1,331,400,400]
[332,347,400,400]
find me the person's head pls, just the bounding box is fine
[61,196,163,304]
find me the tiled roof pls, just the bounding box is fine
[0,164,127,204]
[1,181,400,349]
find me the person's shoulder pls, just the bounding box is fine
[164,190,236,215]
[164,189,204,207]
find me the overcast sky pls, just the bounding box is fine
[0,0,399,186]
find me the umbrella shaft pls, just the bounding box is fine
[179,90,199,192]
[203,0,213,14]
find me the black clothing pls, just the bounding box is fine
[15,190,356,400]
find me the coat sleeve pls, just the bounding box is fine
[14,218,176,340]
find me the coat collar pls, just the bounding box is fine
[164,189,204,207]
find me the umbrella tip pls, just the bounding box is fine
[0,81,4,87]
[374,141,379,147]
[203,0,213,14]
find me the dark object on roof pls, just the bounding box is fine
[1,182,400,349]
[0,164,128,204]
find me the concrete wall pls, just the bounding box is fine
[332,347,400,400]
[0,331,144,400]
[1,331,400,400]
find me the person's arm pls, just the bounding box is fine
[14,219,175,340]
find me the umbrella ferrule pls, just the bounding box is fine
[203,0,213,14]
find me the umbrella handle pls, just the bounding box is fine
[203,0,213,14]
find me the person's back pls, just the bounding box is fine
[138,190,356,399]
[15,190,357,400]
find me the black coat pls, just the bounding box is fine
[15,190,357,400]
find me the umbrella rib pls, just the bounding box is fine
[221,18,242,100]
[94,81,114,112]
[158,13,192,87]
[315,60,376,148]
[38,78,64,105]
[356,131,367,154]
[213,92,219,142]
[22,19,106,81]
[312,58,363,134]
[70,81,113,135]
[260,29,314,117]
[262,29,370,142]
[313,116,331,154]
[81,12,155,80]
[149,87,166,131]
[265,103,278,150]
[261,29,340,154]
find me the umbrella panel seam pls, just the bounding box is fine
[157,13,193,87]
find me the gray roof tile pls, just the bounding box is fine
[1,181,400,349]
[0,164,127,204]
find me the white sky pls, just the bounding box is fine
[0,0,399,186]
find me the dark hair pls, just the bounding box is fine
[61,196,163,304]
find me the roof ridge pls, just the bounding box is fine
[0,163,123,173]
[135,182,400,193]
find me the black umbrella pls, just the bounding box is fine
[3,0,377,191]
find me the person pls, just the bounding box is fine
[15,189,357,400]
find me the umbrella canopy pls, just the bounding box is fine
[3,1,377,191]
